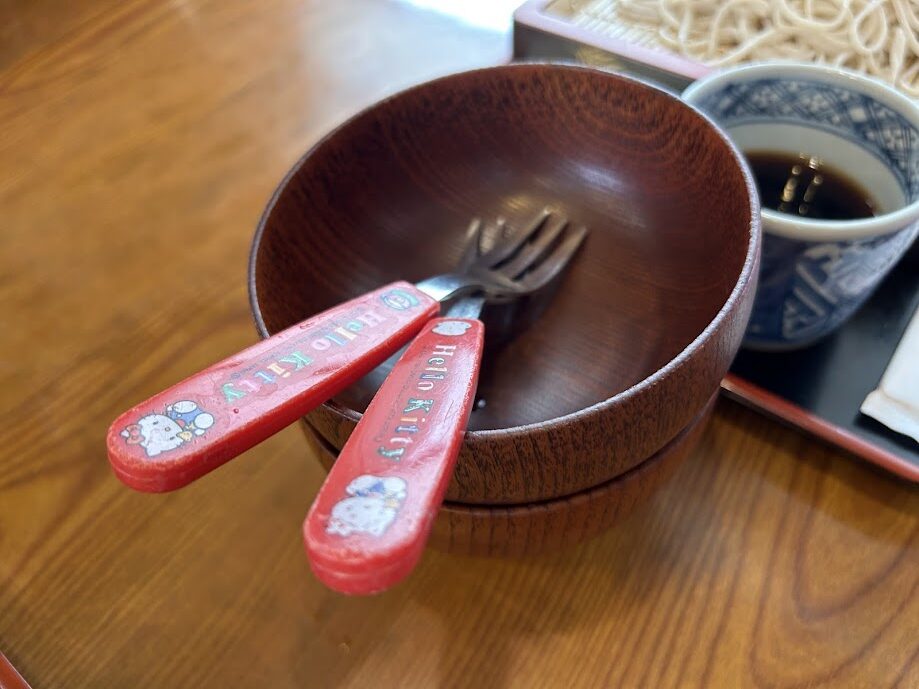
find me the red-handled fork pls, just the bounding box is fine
[106,211,571,492]
[303,216,587,595]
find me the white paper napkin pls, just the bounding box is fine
[861,305,919,443]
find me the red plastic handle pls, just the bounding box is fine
[107,282,438,492]
[304,317,484,595]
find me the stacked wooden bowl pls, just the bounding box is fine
[249,64,761,556]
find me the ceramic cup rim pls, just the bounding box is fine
[683,62,919,243]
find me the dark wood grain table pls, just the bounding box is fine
[0,1,916,687]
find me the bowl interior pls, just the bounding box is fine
[251,64,755,431]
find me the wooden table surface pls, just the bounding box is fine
[1,1,916,687]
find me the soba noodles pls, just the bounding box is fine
[614,0,919,97]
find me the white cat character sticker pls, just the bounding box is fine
[326,475,408,538]
[121,400,215,458]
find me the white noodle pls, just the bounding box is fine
[892,0,919,53]
[903,59,919,93]
[608,0,919,97]
[890,27,906,81]
[851,1,888,56]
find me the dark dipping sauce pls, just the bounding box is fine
[746,151,879,220]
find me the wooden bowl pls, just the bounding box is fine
[302,395,717,556]
[249,63,760,504]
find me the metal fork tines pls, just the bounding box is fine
[417,209,588,308]
[350,210,586,403]
[441,211,588,346]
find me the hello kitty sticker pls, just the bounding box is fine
[431,320,472,336]
[121,400,215,458]
[326,475,408,538]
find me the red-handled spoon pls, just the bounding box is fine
[304,317,484,594]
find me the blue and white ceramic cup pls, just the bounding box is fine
[684,63,919,350]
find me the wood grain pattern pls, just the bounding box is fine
[0,1,916,688]
[0,651,32,689]
[304,394,715,558]
[250,62,760,504]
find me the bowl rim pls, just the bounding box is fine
[682,61,919,242]
[248,62,762,439]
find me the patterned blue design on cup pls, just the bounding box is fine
[745,226,919,349]
[690,72,919,349]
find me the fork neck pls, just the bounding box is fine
[415,273,484,303]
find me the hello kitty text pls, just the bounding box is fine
[221,287,421,405]
[376,321,471,461]
[219,309,390,404]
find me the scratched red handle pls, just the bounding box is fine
[304,317,484,595]
[106,282,439,492]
